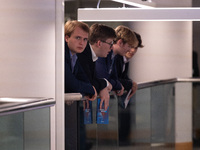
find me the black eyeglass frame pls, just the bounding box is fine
[101,40,114,48]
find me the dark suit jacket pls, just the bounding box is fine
[96,50,122,91]
[64,42,95,96]
[77,43,107,93]
[115,55,133,91]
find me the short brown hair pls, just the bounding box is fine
[89,23,116,44]
[115,25,138,48]
[64,20,90,37]
[134,32,144,48]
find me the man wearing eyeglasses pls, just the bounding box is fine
[96,25,138,96]
[78,23,116,111]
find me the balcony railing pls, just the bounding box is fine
[0,97,55,150]
[65,78,200,150]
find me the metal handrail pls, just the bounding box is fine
[0,97,55,116]
[64,77,200,102]
[138,77,200,89]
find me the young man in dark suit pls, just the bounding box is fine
[64,20,98,150]
[116,32,143,145]
[64,20,97,100]
[78,23,116,110]
[115,32,144,100]
[96,25,138,97]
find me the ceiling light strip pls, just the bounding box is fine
[78,8,200,22]
[111,0,154,8]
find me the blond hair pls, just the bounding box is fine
[115,25,138,48]
[64,20,90,37]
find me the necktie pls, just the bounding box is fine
[71,55,76,73]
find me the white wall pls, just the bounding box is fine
[0,1,65,150]
[175,83,192,144]
[153,0,192,7]
[129,21,192,83]
[0,0,56,98]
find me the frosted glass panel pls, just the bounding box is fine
[0,113,23,150]
[24,108,50,150]
[0,108,50,150]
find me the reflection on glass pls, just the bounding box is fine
[74,81,200,149]
[80,94,119,150]
[0,108,50,150]
[0,113,23,150]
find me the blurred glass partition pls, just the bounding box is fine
[24,108,50,150]
[96,94,119,149]
[65,78,200,150]
[0,108,51,150]
[0,97,54,150]
[119,84,175,150]
[77,82,176,150]
[193,82,200,148]
[79,94,119,150]
[119,87,151,149]
[0,113,24,150]
[151,84,175,147]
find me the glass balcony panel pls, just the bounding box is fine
[193,82,200,148]
[0,113,24,150]
[96,94,118,149]
[24,108,50,150]
[0,107,50,150]
[80,94,119,150]
[67,79,200,150]
[151,84,175,148]
[124,88,152,149]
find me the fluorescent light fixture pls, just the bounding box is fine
[111,0,154,8]
[78,8,200,22]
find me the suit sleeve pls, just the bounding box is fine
[78,50,107,93]
[116,60,133,91]
[65,60,95,96]
[96,57,122,91]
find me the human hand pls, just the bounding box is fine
[99,88,110,111]
[83,100,90,110]
[84,86,97,101]
[128,82,137,100]
[116,85,124,96]
[107,81,112,92]
[65,101,74,106]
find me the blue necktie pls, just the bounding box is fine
[71,55,76,73]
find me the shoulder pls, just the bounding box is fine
[78,43,91,58]
[115,54,123,61]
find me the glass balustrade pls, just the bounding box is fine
[64,78,200,150]
[80,94,119,150]
[0,98,54,150]
[0,108,51,150]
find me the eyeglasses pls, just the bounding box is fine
[101,40,114,48]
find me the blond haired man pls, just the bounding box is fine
[65,20,97,100]
[96,25,138,96]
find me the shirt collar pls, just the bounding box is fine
[89,44,98,62]
[111,51,116,60]
[69,50,77,59]
[69,50,78,64]
[123,56,130,63]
